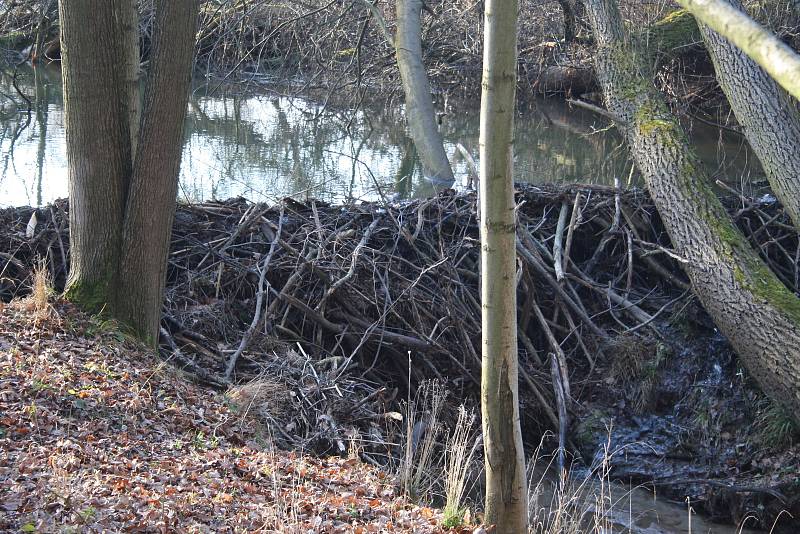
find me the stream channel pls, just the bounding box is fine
[0,65,769,532]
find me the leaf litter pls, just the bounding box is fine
[0,301,469,533]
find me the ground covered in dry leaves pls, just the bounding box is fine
[0,300,466,532]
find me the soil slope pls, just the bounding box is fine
[0,300,454,533]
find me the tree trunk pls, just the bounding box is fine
[116,0,198,344]
[677,0,800,101]
[395,0,455,184]
[60,0,129,310]
[479,1,528,532]
[60,0,197,345]
[116,0,141,161]
[697,0,800,231]
[558,0,577,42]
[585,0,800,419]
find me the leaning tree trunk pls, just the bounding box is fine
[584,0,800,418]
[479,0,528,532]
[60,0,198,345]
[60,0,129,310]
[395,0,455,184]
[677,0,800,101]
[697,0,800,231]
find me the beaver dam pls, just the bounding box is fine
[2,184,800,530]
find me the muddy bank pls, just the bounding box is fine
[1,185,799,529]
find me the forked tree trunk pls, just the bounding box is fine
[479,1,528,532]
[584,0,800,419]
[395,0,455,183]
[697,0,800,231]
[60,0,198,345]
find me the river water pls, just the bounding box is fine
[0,65,762,208]
[0,65,766,532]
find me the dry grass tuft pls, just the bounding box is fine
[399,379,447,503]
[226,374,294,423]
[442,405,480,528]
[21,259,55,322]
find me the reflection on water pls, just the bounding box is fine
[0,65,762,208]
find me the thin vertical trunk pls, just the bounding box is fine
[395,0,455,184]
[585,0,800,419]
[60,0,129,310]
[479,1,528,532]
[116,0,198,344]
[697,0,800,231]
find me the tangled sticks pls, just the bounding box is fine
[2,185,798,438]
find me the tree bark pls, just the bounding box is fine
[479,1,528,532]
[584,0,800,419]
[60,0,129,310]
[697,0,800,231]
[116,0,141,161]
[677,0,800,101]
[116,0,198,344]
[395,0,455,184]
[60,0,198,345]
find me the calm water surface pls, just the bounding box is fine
[0,65,762,208]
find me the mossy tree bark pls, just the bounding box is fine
[584,0,800,419]
[479,0,529,532]
[395,0,454,184]
[60,0,198,346]
[697,0,800,231]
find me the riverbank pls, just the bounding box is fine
[2,186,799,530]
[5,1,799,109]
[0,299,452,532]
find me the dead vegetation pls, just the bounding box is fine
[0,300,456,532]
[3,185,799,439]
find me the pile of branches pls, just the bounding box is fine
[2,185,799,440]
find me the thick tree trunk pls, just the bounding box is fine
[584,0,800,418]
[59,0,129,310]
[395,0,455,184]
[698,0,800,231]
[479,1,528,532]
[677,0,800,101]
[60,0,197,345]
[116,0,198,344]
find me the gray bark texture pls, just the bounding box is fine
[395,0,455,183]
[60,0,129,309]
[60,0,198,345]
[116,0,198,342]
[677,0,800,101]
[479,0,529,532]
[698,0,800,231]
[584,0,800,419]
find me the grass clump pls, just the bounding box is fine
[399,380,447,503]
[442,405,480,528]
[755,398,800,449]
